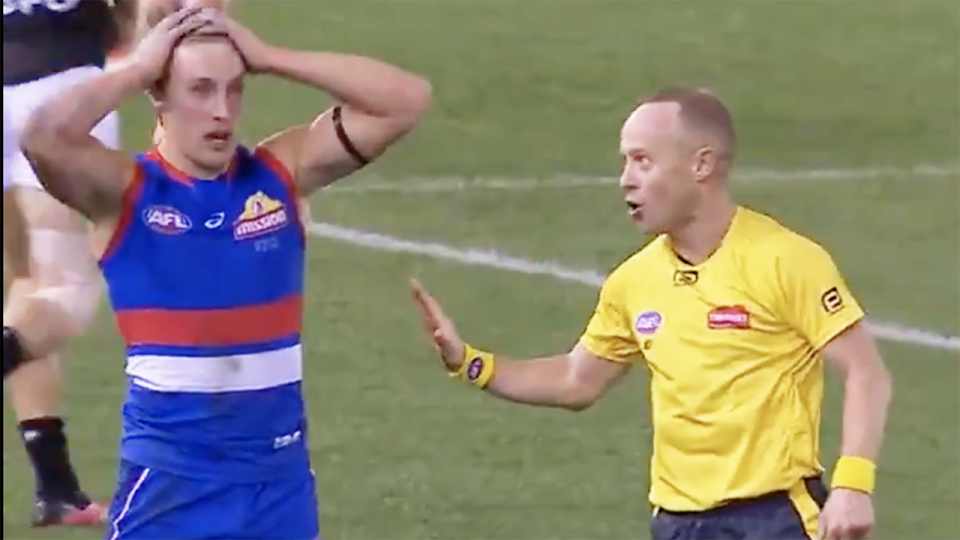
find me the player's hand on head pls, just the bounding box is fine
[818,488,874,540]
[410,279,466,371]
[217,16,274,73]
[181,0,230,8]
[131,6,216,86]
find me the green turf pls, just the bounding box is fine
[4,1,959,539]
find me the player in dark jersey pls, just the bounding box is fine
[2,0,137,528]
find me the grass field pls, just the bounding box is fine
[3,0,960,538]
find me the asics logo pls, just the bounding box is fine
[204,212,226,229]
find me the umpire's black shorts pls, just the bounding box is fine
[651,477,828,540]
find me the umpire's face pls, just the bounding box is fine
[619,102,701,235]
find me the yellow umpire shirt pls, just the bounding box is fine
[579,206,865,514]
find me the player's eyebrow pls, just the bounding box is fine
[190,74,244,85]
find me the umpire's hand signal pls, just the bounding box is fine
[410,279,466,372]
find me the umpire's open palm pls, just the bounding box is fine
[410,279,465,371]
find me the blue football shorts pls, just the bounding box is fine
[105,460,320,540]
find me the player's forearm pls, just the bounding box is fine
[480,354,595,411]
[108,0,139,53]
[263,48,432,120]
[21,65,143,216]
[838,362,892,461]
[22,65,142,154]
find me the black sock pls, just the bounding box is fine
[3,326,31,379]
[18,417,87,503]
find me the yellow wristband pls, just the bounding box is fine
[831,455,877,493]
[452,344,496,389]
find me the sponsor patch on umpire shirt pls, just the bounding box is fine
[820,287,844,314]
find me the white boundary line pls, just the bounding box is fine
[322,165,960,195]
[305,221,960,353]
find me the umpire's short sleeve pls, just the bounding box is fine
[578,273,643,364]
[776,237,866,351]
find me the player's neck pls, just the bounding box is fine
[155,141,229,181]
[668,196,738,266]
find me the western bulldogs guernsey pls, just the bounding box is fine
[3,0,114,85]
[100,147,319,540]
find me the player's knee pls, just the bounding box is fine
[27,229,103,333]
[29,279,103,333]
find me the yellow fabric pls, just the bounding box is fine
[457,344,496,389]
[831,455,877,493]
[579,207,865,511]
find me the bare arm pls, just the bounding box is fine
[20,65,142,223]
[23,7,210,221]
[481,344,631,411]
[822,322,892,462]
[774,237,891,499]
[412,279,636,411]
[107,0,139,54]
[256,48,432,195]
[134,0,172,32]
[818,324,888,540]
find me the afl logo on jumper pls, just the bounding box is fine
[143,205,192,235]
[234,191,289,240]
[635,311,663,335]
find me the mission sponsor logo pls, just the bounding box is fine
[707,305,751,330]
[142,205,192,235]
[234,191,289,240]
